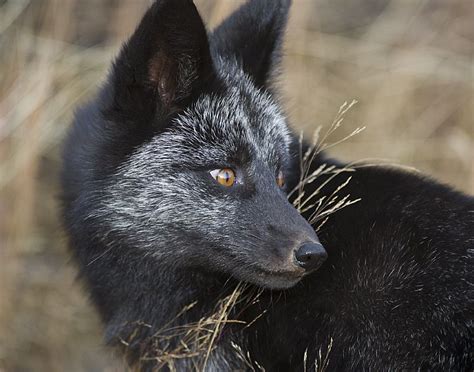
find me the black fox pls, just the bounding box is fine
[61,0,473,370]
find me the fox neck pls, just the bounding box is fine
[80,243,247,367]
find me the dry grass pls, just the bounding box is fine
[0,0,472,371]
[291,100,364,231]
[121,283,264,371]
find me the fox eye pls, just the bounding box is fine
[276,170,285,188]
[210,168,236,187]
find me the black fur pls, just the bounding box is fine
[61,0,473,370]
[210,0,291,88]
[246,157,474,370]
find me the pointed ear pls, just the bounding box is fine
[108,0,213,121]
[210,0,291,89]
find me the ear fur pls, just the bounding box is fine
[108,0,213,121]
[210,0,292,89]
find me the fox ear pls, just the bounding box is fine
[210,0,291,89]
[108,0,213,120]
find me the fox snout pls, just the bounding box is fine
[243,192,328,288]
[273,237,327,275]
[250,234,327,289]
[294,241,327,271]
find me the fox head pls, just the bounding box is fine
[65,0,326,289]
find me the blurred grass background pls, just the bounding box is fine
[0,0,472,371]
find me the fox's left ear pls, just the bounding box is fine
[210,0,291,89]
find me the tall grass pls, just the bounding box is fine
[0,0,472,370]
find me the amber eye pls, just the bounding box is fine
[210,168,236,187]
[276,170,285,188]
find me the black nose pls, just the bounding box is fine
[295,242,327,271]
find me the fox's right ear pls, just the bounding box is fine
[106,0,213,123]
[210,0,291,89]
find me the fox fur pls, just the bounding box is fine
[61,0,473,370]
